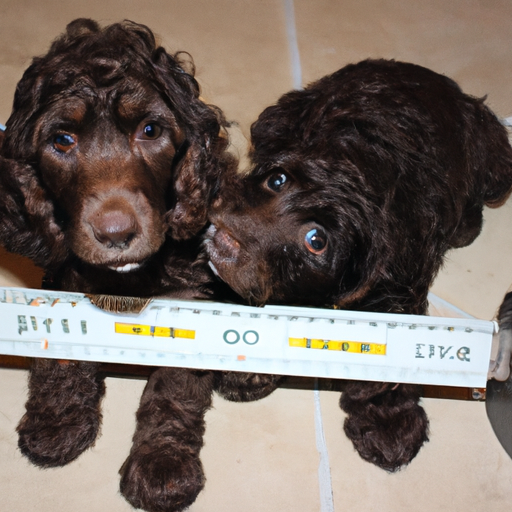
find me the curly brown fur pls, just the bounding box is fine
[339,381,429,472]
[17,359,105,467]
[0,18,276,512]
[119,370,279,512]
[0,17,228,471]
[120,368,215,512]
[214,371,282,402]
[207,59,512,471]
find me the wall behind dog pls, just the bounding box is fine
[0,1,511,512]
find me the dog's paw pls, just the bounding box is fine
[17,359,105,467]
[340,382,429,472]
[120,448,205,512]
[17,407,102,467]
[215,371,282,402]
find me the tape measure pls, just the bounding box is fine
[0,286,494,387]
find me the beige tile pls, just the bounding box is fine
[0,370,323,511]
[320,390,512,512]
[0,248,43,288]
[196,389,321,511]
[431,200,512,320]
[294,0,512,114]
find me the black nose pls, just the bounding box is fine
[92,210,138,249]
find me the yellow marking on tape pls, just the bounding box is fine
[289,337,386,355]
[115,323,195,339]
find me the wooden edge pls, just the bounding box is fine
[0,355,485,401]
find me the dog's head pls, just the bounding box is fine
[206,136,385,309]
[206,82,388,308]
[0,19,231,273]
[207,59,512,312]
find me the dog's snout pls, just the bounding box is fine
[92,210,139,249]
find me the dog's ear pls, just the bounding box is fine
[167,125,235,240]
[0,156,67,269]
[473,103,512,208]
[150,49,233,240]
[167,140,213,239]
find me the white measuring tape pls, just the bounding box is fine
[0,286,494,388]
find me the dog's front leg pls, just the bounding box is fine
[120,367,214,512]
[339,380,429,472]
[17,357,105,467]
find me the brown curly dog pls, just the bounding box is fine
[0,19,279,512]
[207,59,512,472]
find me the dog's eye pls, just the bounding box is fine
[266,172,288,192]
[138,122,162,140]
[304,228,328,255]
[53,133,76,153]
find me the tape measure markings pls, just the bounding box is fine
[0,286,495,387]
[289,337,387,354]
[115,322,195,339]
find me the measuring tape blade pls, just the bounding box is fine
[0,287,494,387]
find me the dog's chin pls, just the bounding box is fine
[204,225,240,277]
[208,259,265,304]
[205,249,238,288]
[205,225,274,304]
[85,259,148,274]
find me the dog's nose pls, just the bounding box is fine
[92,210,138,249]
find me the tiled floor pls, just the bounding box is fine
[1,1,512,511]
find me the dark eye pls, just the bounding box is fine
[305,228,328,255]
[137,122,162,140]
[53,133,76,153]
[266,172,288,192]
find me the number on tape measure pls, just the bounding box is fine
[115,323,195,339]
[289,337,386,355]
[223,330,260,345]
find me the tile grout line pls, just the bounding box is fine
[314,379,335,512]
[427,292,475,319]
[282,0,303,90]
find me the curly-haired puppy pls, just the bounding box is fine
[0,19,279,512]
[207,59,512,471]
